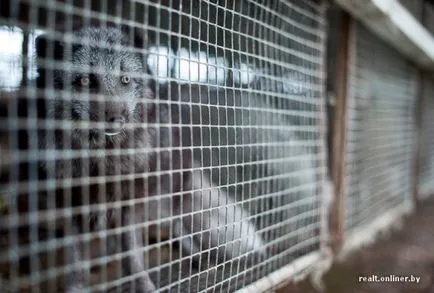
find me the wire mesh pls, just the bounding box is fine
[419,74,434,199]
[344,22,417,235]
[0,0,327,292]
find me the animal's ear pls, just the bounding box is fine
[133,27,147,49]
[120,24,147,49]
[35,34,64,61]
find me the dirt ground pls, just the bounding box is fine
[277,197,434,293]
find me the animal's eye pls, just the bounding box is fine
[121,75,131,85]
[79,77,90,87]
[73,75,98,89]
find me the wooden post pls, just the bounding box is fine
[413,71,428,208]
[330,11,352,254]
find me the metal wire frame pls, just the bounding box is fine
[341,20,418,255]
[0,0,328,292]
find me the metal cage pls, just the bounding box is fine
[0,0,328,292]
[343,21,417,248]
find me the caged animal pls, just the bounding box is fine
[1,26,159,292]
[0,26,264,292]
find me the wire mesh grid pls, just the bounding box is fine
[419,74,434,199]
[0,0,327,292]
[344,22,417,235]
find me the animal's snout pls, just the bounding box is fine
[104,104,127,136]
[105,116,125,136]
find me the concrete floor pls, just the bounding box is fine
[277,198,434,293]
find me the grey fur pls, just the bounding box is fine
[37,27,153,177]
[35,26,264,291]
[36,26,157,292]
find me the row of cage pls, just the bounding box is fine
[0,0,433,292]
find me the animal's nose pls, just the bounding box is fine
[107,116,125,125]
[105,116,125,136]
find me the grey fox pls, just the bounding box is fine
[0,25,264,292]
